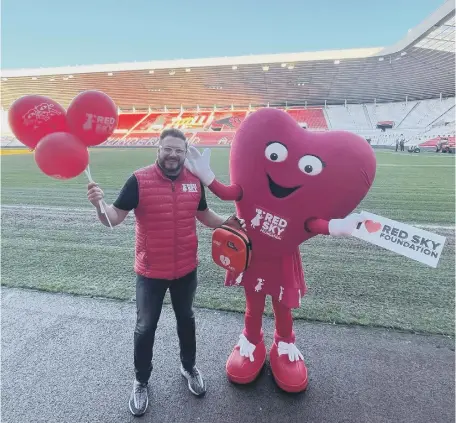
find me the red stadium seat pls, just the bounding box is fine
[117,113,147,131]
[419,136,455,147]
[210,111,247,130]
[132,112,181,131]
[285,108,328,130]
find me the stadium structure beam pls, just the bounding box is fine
[377,0,455,56]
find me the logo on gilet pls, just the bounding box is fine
[182,183,198,193]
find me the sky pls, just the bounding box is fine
[1,0,446,70]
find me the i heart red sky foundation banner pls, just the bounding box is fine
[352,211,447,268]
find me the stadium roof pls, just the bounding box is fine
[1,1,454,109]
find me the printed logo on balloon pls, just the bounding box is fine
[9,95,68,150]
[67,90,118,147]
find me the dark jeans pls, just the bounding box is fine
[134,269,197,384]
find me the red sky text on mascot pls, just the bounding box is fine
[185,108,377,393]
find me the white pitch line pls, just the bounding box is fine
[1,204,93,213]
[2,204,454,231]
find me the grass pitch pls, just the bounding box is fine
[1,148,454,335]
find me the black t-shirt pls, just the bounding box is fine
[113,174,208,212]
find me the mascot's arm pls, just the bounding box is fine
[185,145,243,201]
[207,179,243,201]
[305,212,367,237]
[305,218,330,235]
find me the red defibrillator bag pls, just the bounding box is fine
[212,216,252,273]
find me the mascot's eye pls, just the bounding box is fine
[298,155,324,176]
[265,142,288,162]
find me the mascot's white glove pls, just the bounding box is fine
[184,145,215,186]
[328,212,366,237]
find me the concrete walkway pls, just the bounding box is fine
[1,287,454,423]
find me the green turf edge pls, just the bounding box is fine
[3,283,454,339]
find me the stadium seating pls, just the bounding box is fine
[399,98,455,128]
[1,136,17,147]
[209,111,248,130]
[117,113,148,131]
[285,108,328,129]
[132,112,181,131]
[1,136,24,147]
[419,136,455,148]
[326,104,371,130]
[364,101,416,128]
[1,99,454,148]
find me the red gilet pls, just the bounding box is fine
[133,164,201,280]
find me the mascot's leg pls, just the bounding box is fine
[269,298,308,393]
[226,289,267,384]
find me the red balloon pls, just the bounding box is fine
[34,132,89,179]
[8,95,68,149]
[66,90,118,146]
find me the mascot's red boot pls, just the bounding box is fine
[226,334,266,384]
[269,340,308,392]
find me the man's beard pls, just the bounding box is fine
[158,157,183,175]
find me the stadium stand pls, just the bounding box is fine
[117,113,147,131]
[132,112,180,131]
[1,99,454,148]
[209,111,247,131]
[173,111,213,129]
[364,102,416,128]
[285,108,328,130]
[326,104,372,130]
[1,2,454,150]
[420,135,455,149]
[399,98,455,128]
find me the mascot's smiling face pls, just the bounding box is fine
[264,140,326,199]
[229,108,376,252]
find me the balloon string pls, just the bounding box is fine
[85,165,113,230]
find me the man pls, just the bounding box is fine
[87,128,244,417]
[400,134,405,152]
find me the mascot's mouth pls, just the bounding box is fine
[267,174,300,198]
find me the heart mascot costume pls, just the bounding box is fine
[185,108,376,392]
